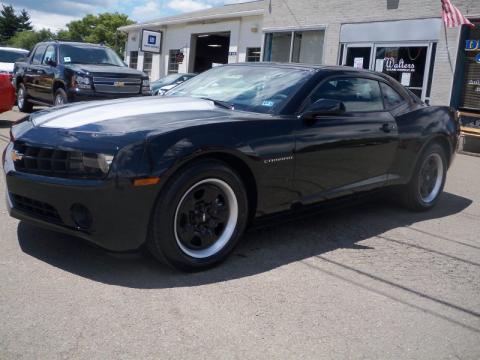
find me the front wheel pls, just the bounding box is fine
[147,160,249,271]
[401,143,447,211]
[54,88,68,106]
[17,83,33,113]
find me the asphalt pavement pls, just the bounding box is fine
[1,109,479,359]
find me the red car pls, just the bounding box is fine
[0,73,15,113]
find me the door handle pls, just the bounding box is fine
[380,123,395,133]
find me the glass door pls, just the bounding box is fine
[342,44,373,69]
[373,43,432,101]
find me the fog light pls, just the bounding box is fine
[70,203,93,229]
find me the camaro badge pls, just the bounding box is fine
[264,155,293,164]
[11,150,24,162]
[113,81,125,87]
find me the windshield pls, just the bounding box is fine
[167,65,312,114]
[151,74,184,89]
[0,49,27,63]
[59,44,125,66]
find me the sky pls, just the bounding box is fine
[1,0,249,31]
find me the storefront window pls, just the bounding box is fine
[168,49,181,74]
[264,32,291,62]
[375,46,428,98]
[129,51,138,69]
[246,47,261,62]
[143,52,153,76]
[264,30,325,64]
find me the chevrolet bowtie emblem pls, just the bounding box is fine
[113,81,125,87]
[11,150,24,162]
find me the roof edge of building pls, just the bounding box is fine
[119,1,265,32]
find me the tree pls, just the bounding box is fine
[58,13,134,55]
[0,4,32,43]
[7,29,54,51]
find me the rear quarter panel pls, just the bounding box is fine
[388,105,459,184]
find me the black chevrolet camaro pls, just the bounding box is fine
[3,63,459,271]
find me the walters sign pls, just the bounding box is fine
[383,57,416,72]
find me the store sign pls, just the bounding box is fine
[383,57,415,72]
[141,29,162,53]
[465,40,480,51]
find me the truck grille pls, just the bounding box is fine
[11,193,63,224]
[93,77,141,94]
[12,142,106,179]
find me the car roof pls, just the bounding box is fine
[0,46,29,53]
[224,62,394,80]
[37,41,107,48]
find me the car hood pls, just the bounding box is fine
[0,62,14,73]
[65,63,145,77]
[12,96,239,153]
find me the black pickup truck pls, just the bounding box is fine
[13,41,150,112]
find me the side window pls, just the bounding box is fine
[42,45,56,65]
[311,77,384,112]
[380,82,405,109]
[31,45,47,65]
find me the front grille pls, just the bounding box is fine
[93,77,141,94]
[11,194,63,224]
[13,142,106,179]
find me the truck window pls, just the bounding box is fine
[42,45,56,65]
[31,45,47,65]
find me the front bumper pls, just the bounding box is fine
[67,88,151,102]
[3,143,160,251]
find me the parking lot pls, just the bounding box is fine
[1,109,479,359]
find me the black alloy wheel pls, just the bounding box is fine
[401,142,447,211]
[147,160,249,271]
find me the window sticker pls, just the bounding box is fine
[262,100,275,107]
[64,57,71,63]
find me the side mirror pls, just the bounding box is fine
[302,99,345,121]
[46,59,57,67]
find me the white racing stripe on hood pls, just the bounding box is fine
[34,97,216,129]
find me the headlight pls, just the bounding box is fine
[75,75,91,89]
[81,153,114,174]
[142,79,150,86]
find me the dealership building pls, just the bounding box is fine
[119,0,480,112]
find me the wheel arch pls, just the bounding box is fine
[160,150,258,223]
[421,133,453,166]
[157,149,258,224]
[53,80,66,93]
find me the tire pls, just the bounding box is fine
[401,143,447,211]
[54,88,68,106]
[147,160,249,271]
[16,83,33,113]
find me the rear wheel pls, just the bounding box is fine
[54,88,68,106]
[401,143,447,211]
[147,160,249,271]
[17,83,33,113]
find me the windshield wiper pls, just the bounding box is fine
[199,97,234,110]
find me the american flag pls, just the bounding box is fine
[441,0,475,28]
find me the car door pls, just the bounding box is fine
[294,76,399,204]
[37,45,57,103]
[25,44,47,101]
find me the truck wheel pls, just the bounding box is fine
[401,143,447,211]
[147,160,249,271]
[54,88,68,106]
[17,83,33,113]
